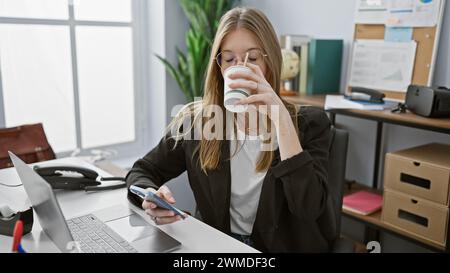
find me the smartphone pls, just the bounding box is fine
[129,185,186,219]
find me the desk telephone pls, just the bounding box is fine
[33,165,127,192]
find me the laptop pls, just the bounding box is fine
[9,152,181,253]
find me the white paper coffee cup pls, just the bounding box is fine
[224,65,251,113]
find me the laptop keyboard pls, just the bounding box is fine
[67,214,138,253]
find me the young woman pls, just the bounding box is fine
[126,7,336,252]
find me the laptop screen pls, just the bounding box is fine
[9,152,74,252]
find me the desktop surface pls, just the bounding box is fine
[284,94,450,133]
[0,157,258,253]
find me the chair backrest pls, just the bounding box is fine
[328,127,349,235]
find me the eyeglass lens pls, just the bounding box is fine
[216,49,265,69]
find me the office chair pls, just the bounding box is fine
[328,127,355,253]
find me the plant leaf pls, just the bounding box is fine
[156,54,192,101]
[180,0,211,39]
[175,48,192,100]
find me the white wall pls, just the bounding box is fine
[147,0,189,148]
[164,0,190,125]
[244,0,356,92]
[434,1,450,87]
[147,0,167,148]
[243,0,450,252]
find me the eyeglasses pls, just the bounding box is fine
[215,49,268,70]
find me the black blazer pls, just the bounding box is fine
[126,106,337,252]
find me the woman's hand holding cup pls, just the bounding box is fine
[227,62,287,121]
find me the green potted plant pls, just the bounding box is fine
[157,0,239,102]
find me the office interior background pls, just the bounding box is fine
[0,0,449,252]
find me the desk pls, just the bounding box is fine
[0,157,258,253]
[285,94,450,134]
[284,94,450,252]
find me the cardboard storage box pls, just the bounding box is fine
[384,143,450,206]
[382,189,449,247]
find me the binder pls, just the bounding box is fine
[307,39,343,94]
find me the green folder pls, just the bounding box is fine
[307,39,343,94]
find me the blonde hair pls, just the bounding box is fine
[167,7,298,174]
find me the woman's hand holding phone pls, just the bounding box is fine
[141,185,184,225]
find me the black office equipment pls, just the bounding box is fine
[405,85,450,118]
[33,165,126,192]
[391,102,407,114]
[327,127,355,253]
[0,206,33,236]
[345,87,385,103]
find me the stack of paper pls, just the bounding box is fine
[324,95,397,111]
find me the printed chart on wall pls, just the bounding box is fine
[349,40,417,92]
[387,0,441,27]
[355,0,441,26]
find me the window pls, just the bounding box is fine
[0,0,148,157]
[0,0,69,20]
[76,26,135,149]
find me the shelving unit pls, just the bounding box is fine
[343,182,446,252]
[284,94,450,252]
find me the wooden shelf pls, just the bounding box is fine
[284,94,450,134]
[342,182,446,251]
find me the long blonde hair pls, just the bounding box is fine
[168,7,298,174]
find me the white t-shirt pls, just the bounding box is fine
[229,135,267,235]
[228,115,277,235]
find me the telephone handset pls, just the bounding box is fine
[33,165,127,192]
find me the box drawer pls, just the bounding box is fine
[384,154,450,206]
[382,190,449,246]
